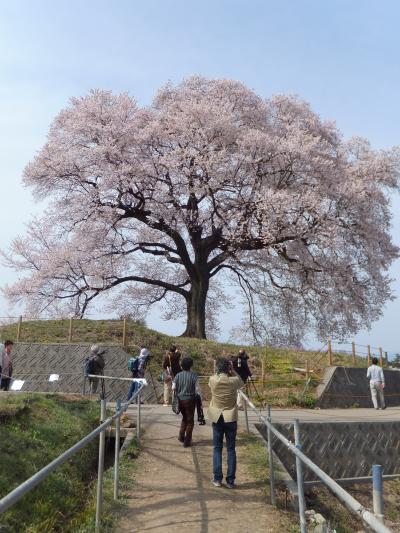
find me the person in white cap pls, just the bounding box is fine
[127,346,151,401]
[88,345,105,395]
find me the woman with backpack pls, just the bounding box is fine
[162,346,182,406]
[127,347,150,401]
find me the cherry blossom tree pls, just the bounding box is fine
[3,77,400,340]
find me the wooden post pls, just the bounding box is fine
[261,358,265,391]
[328,340,333,366]
[305,359,309,379]
[122,318,127,347]
[367,345,371,367]
[379,347,383,367]
[352,342,356,365]
[68,317,73,342]
[16,315,22,342]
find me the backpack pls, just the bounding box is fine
[128,357,140,373]
[85,357,96,376]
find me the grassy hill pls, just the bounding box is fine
[0,318,366,407]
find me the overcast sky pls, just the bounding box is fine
[1,0,400,351]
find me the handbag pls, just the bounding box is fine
[172,391,180,415]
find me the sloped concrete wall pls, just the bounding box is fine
[9,343,161,402]
[317,366,400,408]
[256,420,400,482]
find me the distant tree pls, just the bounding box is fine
[391,354,400,368]
[3,77,400,341]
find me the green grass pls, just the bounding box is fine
[72,437,140,533]
[0,393,101,532]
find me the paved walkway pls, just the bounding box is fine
[250,406,400,424]
[115,405,294,533]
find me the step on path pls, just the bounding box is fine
[115,405,293,533]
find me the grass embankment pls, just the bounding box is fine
[0,318,366,407]
[0,393,138,533]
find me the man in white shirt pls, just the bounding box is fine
[367,357,386,410]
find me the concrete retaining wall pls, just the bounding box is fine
[256,420,400,483]
[317,366,400,408]
[9,343,161,402]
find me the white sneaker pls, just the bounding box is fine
[212,480,222,487]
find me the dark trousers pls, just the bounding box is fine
[196,394,205,422]
[212,415,237,483]
[179,398,196,445]
[0,378,11,391]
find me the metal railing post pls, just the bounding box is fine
[267,405,276,506]
[137,390,141,442]
[114,400,121,500]
[95,398,107,532]
[243,395,250,433]
[372,464,384,523]
[294,419,307,533]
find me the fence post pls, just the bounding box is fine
[114,399,121,500]
[305,360,309,379]
[368,345,371,367]
[328,340,333,366]
[372,464,384,522]
[137,389,141,442]
[68,317,73,342]
[95,399,107,532]
[261,358,265,391]
[379,347,383,367]
[267,405,276,506]
[16,316,22,342]
[243,395,250,433]
[122,318,127,347]
[294,419,307,533]
[352,342,356,365]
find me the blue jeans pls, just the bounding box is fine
[127,379,139,401]
[212,416,237,483]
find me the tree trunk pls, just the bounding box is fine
[181,276,209,339]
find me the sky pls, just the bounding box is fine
[0,0,400,351]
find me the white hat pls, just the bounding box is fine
[140,348,149,358]
[91,345,105,355]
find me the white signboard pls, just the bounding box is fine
[10,380,25,391]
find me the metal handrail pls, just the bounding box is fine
[239,391,393,533]
[0,382,147,530]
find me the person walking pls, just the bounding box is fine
[127,347,151,401]
[172,356,201,447]
[87,345,106,396]
[0,340,14,391]
[367,357,386,410]
[162,346,182,405]
[208,357,243,488]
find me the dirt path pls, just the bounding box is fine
[116,405,293,533]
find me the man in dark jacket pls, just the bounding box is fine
[232,349,252,383]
